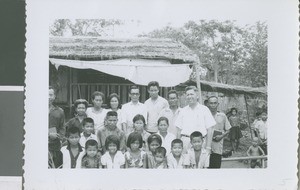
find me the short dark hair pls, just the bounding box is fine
[190,131,203,141]
[231,108,238,113]
[207,96,218,102]
[129,85,139,93]
[105,135,120,150]
[157,116,169,126]
[106,111,118,118]
[171,139,183,148]
[154,147,166,157]
[74,99,88,109]
[147,81,159,89]
[85,139,98,149]
[133,114,146,124]
[91,91,105,101]
[107,93,121,109]
[127,132,143,148]
[82,117,94,126]
[185,86,198,93]
[167,90,178,98]
[66,126,80,137]
[147,134,162,146]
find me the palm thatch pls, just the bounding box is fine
[49,37,198,63]
[182,80,267,96]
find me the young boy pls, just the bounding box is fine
[81,139,101,168]
[246,137,265,168]
[97,111,126,154]
[253,111,268,154]
[65,99,88,133]
[79,118,98,148]
[167,139,188,169]
[61,127,85,168]
[186,131,209,169]
[153,147,168,169]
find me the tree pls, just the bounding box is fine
[148,20,267,87]
[49,19,124,37]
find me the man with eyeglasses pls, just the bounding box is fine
[144,81,169,134]
[121,85,147,135]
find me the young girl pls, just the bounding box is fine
[153,147,168,169]
[125,132,147,168]
[81,139,101,168]
[228,108,243,151]
[86,91,108,132]
[145,134,162,169]
[106,93,122,130]
[157,117,176,155]
[132,114,151,151]
[101,135,125,169]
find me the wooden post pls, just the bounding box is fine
[244,94,253,139]
[195,61,202,104]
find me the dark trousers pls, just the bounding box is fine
[209,153,222,168]
[49,150,63,168]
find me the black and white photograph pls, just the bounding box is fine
[24,1,298,189]
[48,19,268,169]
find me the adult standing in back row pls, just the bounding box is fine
[175,86,216,153]
[145,81,169,134]
[121,85,147,135]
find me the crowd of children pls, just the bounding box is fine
[48,82,267,169]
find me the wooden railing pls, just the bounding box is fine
[222,155,267,168]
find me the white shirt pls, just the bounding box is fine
[101,151,125,169]
[145,96,169,133]
[121,101,147,134]
[86,107,108,131]
[167,153,188,169]
[157,132,176,155]
[158,107,181,136]
[79,133,98,148]
[254,120,267,140]
[175,103,216,137]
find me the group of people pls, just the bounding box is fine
[48,81,268,169]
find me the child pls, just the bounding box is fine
[101,135,125,169]
[153,147,168,169]
[79,118,98,148]
[253,111,268,154]
[167,139,188,169]
[81,139,101,168]
[97,111,126,154]
[145,134,162,168]
[125,132,147,168]
[61,127,85,169]
[132,114,151,151]
[65,99,88,133]
[86,91,108,132]
[157,117,176,155]
[246,137,265,168]
[228,108,242,151]
[186,131,209,169]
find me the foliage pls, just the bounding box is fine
[50,19,124,37]
[148,20,267,88]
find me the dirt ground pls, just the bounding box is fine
[221,128,267,168]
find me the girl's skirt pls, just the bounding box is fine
[229,126,243,140]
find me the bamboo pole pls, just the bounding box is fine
[222,155,267,161]
[244,94,253,139]
[195,60,203,104]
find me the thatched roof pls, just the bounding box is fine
[49,37,198,63]
[182,80,267,96]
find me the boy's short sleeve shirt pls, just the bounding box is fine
[79,133,98,148]
[186,149,209,168]
[101,151,125,169]
[145,96,169,133]
[253,120,267,140]
[175,103,216,137]
[167,153,188,169]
